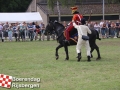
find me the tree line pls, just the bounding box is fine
[0,0,32,12]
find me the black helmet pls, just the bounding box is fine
[81,18,86,25]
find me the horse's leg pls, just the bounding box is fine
[90,47,94,58]
[89,41,95,58]
[64,45,69,60]
[55,44,63,60]
[94,44,101,60]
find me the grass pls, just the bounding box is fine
[0,38,120,90]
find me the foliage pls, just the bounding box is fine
[0,0,32,12]
[107,0,120,3]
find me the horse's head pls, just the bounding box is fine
[45,20,65,36]
[45,21,56,35]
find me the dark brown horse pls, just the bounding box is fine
[45,21,101,61]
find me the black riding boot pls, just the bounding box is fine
[87,56,91,62]
[78,53,81,62]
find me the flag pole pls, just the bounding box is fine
[103,0,105,20]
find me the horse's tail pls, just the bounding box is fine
[95,30,101,40]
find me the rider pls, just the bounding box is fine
[65,6,83,42]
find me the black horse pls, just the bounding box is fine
[45,21,101,61]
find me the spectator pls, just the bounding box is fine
[105,20,109,38]
[108,21,111,37]
[39,22,44,40]
[115,20,120,38]
[3,22,9,41]
[62,21,67,28]
[18,22,27,41]
[28,22,34,41]
[32,22,36,40]
[101,23,107,39]
[18,23,23,41]
[0,23,4,42]
[8,25,13,41]
[34,22,40,41]
[99,19,104,37]
[110,22,116,38]
[94,22,100,33]
[13,23,19,41]
[22,22,27,41]
[41,23,45,41]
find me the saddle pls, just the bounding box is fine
[64,28,78,43]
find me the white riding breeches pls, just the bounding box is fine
[76,39,91,56]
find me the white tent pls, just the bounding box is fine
[0,12,43,23]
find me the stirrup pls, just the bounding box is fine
[64,39,70,44]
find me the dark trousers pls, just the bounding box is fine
[116,28,120,37]
[29,31,34,41]
[20,31,25,40]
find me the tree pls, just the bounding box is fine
[0,0,32,12]
[107,0,120,3]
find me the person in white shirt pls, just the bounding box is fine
[0,23,4,42]
[73,18,92,62]
[94,22,100,33]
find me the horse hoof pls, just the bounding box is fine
[96,57,101,60]
[77,60,80,62]
[88,60,91,62]
[65,59,69,60]
[56,56,59,60]
[65,58,69,60]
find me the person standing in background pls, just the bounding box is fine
[22,22,27,41]
[110,22,116,38]
[41,23,45,41]
[101,23,107,39]
[115,20,120,38]
[0,23,3,42]
[35,22,40,41]
[63,21,67,28]
[3,22,9,41]
[8,25,13,41]
[28,22,34,41]
[13,23,18,42]
[94,22,100,33]
[99,19,104,38]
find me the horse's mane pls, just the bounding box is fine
[54,22,65,29]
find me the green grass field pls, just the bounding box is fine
[0,38,120,90]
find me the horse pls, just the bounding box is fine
[45,21,101,61]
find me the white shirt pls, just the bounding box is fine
[0,25,3,31]
[73,23,91,37]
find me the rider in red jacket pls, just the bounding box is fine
[65,6,83,43]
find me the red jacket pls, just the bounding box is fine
[72,14,83,25]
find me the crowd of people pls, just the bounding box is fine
[0,22,47,42]
[0,19,119,42]
[87,19,120,39]
[62,19,120,39]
